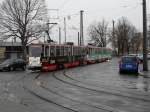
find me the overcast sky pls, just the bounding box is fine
[1,0,149,44]
[44,0,150,44]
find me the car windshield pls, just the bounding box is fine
[122,57,137,63]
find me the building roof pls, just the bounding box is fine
[0,42,22,46]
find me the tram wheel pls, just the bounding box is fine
[59,64,64,70]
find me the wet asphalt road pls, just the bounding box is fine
[0,58,150,112]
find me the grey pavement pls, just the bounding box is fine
[0,100,30,112]
[0,71,30,112]
[0,58,150,112]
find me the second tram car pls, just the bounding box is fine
[28,43,112,71]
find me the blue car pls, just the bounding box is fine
[119,56,139,73]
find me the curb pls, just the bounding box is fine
[138,71,150,78]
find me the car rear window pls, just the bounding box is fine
[122,57,137,63]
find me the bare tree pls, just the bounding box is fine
[130,33,143,53]
[87,19,108,47]
[0,0,48,60]
[108,17,140,56]
[114,17,137,55]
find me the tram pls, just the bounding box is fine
[28,43,112,71]
[28,44,42,70]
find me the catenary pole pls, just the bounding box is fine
[64,17,67,43]
[112,20,115,52]
[59,27,61,44]
[143,0,148,71]
[80,10,84,46]
[78,32,80,46]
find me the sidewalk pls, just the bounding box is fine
[139,70,150,78]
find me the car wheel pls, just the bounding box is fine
[135,69,138,74]
[119,70,123,74]
[9,66,14,71]
[22,66,26,71]
[59,64,64,70]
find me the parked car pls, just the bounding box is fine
[0,59,26,71]
[129,54,138,57]
[137,53,150,62]
[119,56,139,73]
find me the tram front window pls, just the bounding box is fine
[29,46,42,57]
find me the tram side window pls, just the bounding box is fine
[68,47,71,56]
[94,48,96,54]
[45,46,49,57]
[80,47,83,55]
[73,47,75,56]
[50,46,55,57]
[90,48,92,55]
[80,48,82,55]
[76,47,78,55]
[83,48,86,55]
[87,48,90,55]
[75,47,77,56]
[56,46,60,56]
[77,47,79,56]
[92,48,94,54]
[72,46,74,56]
[60,46,64,56]
[64,47,67,56]
[96,49,98,54]
[72,47,74,56]
[82,48,84,55]
[78,47,81,55]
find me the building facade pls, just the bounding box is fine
[0,42,24,61]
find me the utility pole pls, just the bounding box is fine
[78,32,80,46]
[59,27,61,44]
[112,20,115,52]
[148,14,150,51]
[80,10,84,46]
[143,0,148,71]
[64,17,67,43]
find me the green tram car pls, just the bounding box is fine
[28,43,112,71]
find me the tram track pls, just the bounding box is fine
[23,86,79,112]
[22,70,150,112]
[63,71,150,97]
[23,72,80,112]
[40,71,148,112]
[52,71,150,103]
[40,79,118,112]
[23,72,120,112]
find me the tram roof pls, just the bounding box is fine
[28,43,111,50]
